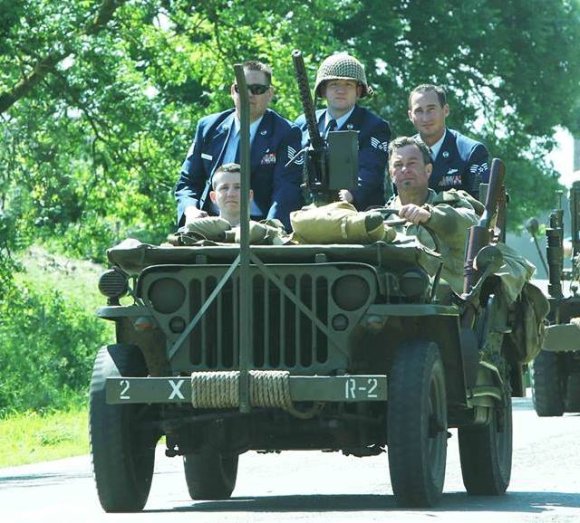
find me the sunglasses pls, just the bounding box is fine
[234,84,270,95]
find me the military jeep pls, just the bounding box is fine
[89,189,541,512]
[530,178,580,416]
[88,63,540,513]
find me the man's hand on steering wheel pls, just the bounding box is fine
[398,204,431,225]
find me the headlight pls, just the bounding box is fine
[147,278,186,314]
[332,275,370,311]
[98,269,128,300]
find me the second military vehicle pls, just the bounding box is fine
[530,179,580,416]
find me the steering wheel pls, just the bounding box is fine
[375,208,407,226]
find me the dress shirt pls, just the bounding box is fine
[222,116,264,164]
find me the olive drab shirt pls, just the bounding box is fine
[386,189,479,294]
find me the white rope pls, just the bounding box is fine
[249,370,293,410]
[191,371,239,409]
[190,370,323,419]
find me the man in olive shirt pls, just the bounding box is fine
[386,136,479,294]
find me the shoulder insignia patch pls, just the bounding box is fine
[288,146,304,165]
[370,137,388,152]
[470,162,489,175]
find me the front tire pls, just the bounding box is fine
[387,340,448,507]
[532,350,564,417]
[90,344,158,512]
[183,451,239,500]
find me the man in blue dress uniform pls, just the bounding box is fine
[408,84,489,199]
[295,53,392,210]
[175,60,303,231]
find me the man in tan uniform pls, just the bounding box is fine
[386,136,479,294]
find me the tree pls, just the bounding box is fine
[0,0,578,262]
[338,0,580,225]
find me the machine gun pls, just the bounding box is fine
[526,183,580,299]
[291,50,358,205]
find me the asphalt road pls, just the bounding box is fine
[1,395,579,523]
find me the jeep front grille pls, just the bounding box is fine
[188,271,330,371]
[139,264,376,373]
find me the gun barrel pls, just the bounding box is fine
[292,50,324,151]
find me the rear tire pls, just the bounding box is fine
[387,340,447,507]
[532,350,564,417]
[183,452,239,500]
[458,392,512,495]
[90,344,158,512]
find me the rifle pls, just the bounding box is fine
[462,158,506,294]
[546,205,564,299]
[291,50,357,205]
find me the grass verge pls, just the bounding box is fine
[0,406,89,468]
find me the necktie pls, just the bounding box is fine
[324,119,337,139]
[223,130,239,164]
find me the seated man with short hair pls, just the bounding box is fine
[177,163,286,244]
[209,163,252,226]
[385,136,479,294]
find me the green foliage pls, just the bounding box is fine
[0,0,578,257]
[0,407,89,467]
[0,281,107,415]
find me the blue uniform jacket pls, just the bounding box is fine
[426,128,490,199]
[295,106,391,211]
[175,108,303,230]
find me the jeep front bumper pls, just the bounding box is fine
[105,374,387,405]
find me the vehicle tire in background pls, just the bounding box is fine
[387,340,447,508]
[90,344,158,512]
[531,350,564,417]
[183,452,239,500]
[565,373,580,412]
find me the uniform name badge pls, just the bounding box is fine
[261,152,277,165]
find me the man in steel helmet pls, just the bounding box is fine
[295,53,392,210]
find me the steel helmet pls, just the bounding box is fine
[314,53,373,98]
